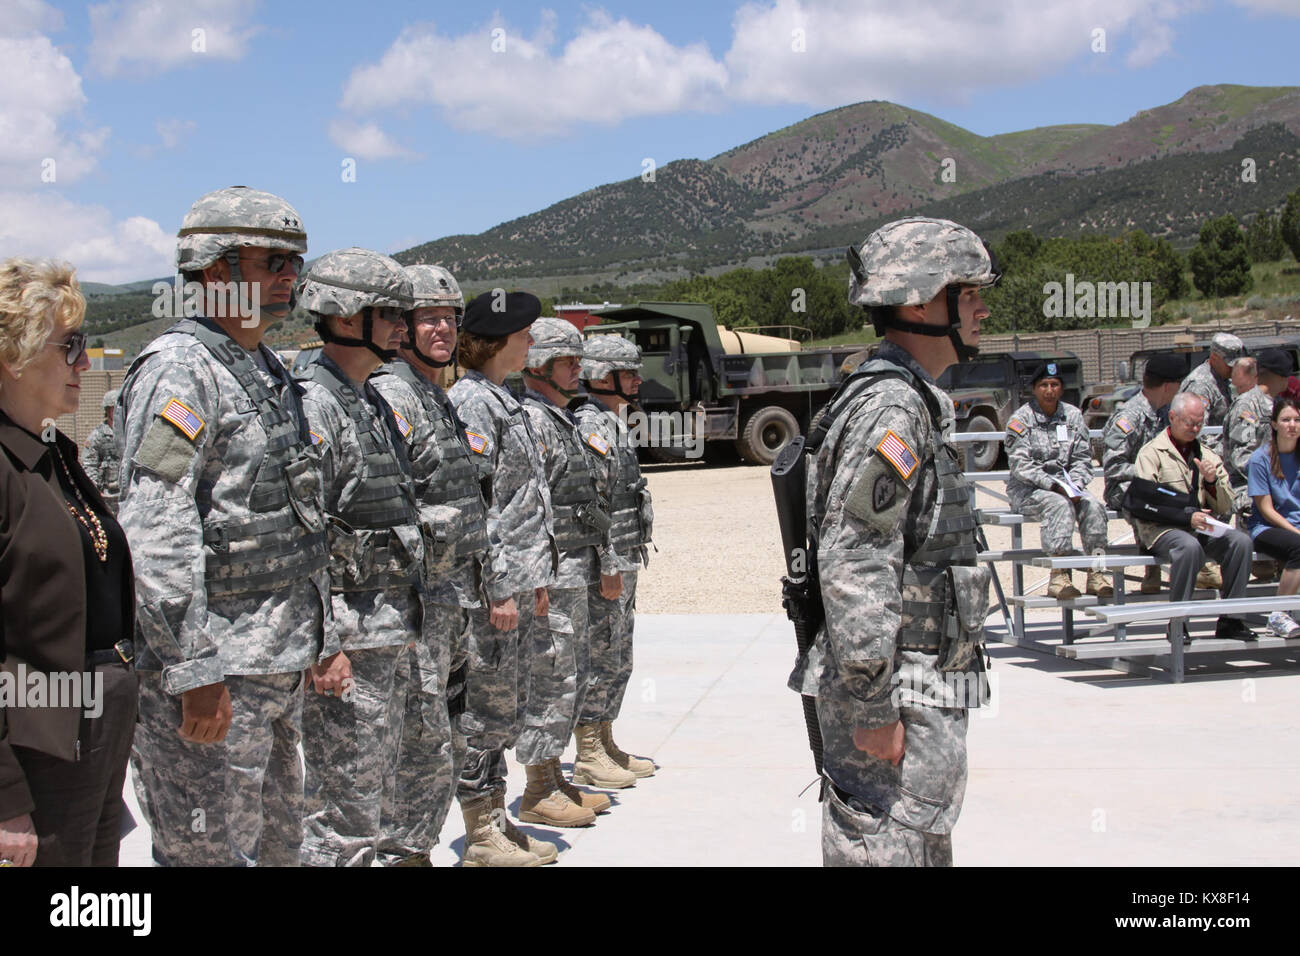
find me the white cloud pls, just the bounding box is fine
[724,0,1198,106]
[337,11,729,139]
[328,120,418,161]
[1231,0,1300,14]
[0,35,108,183]
[156,118,197,149]
[1,0,64,35]
[0,192,174,284]
[88,0,261,76]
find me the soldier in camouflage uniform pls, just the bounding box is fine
[1101,351,1185,593]
[791,217,995,867]
[574,334,656,785]
[119,186,342,866]
[81,388,120,513]
[1005,363,1111,599]
[292,248,451,867]
[370,265,486,863]
[1224,357,1273,510]
[517,317,618,825]
[1181,332,1246,456]
[449,291,557,866]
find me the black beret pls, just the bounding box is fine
[1257,348,1295,377]
[1030,361,1064,385]
[1143,351,1188,383]
[462,291,541,337]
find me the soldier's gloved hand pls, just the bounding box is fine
[853,721,905,766]
[489,597,518,632]
[179,682,233,744]
[309,651,353,699]
[535,587,550,618]
[599,572,623,601]
[0,812,38,867]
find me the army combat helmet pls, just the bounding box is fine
[581,333,642,403]
[175,186,307,317]
[402,265,463,369]
[847,217,998,361]
[101,387,119,410]
[296,247,414,362]
[525,317,584,397]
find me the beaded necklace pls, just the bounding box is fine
[54,444,108,563]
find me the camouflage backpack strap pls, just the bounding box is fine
[805,359,943,456]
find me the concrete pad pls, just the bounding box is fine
[118,611,1300,866]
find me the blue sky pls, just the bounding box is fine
[1,0,1297,283]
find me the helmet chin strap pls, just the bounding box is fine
[877,286,977,362]
[403,316,455,368]
[526,359,580,398]
[585,373,640,407]
[220,250,295,320]
[315,307,397,361]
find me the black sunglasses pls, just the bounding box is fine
[49,331,88,366]
[241,252,305,275]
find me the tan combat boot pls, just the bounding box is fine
[573,723,637,789]
[600,720,655,778]
[491,791,558,863]
[1140,565,1163,595]
[548,757,611,814]
[1196,561,1223,591]
[519,763,597,828]
[460,795,542,867]
[1085,570,1113,599]
[1047,570,1080,600]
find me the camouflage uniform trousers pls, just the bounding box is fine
[1015,489,1109,555]
[818,692,969,868]
[581,570,637,722]
[132,670,304,867]
[517,585,590,764]
[455,590,536,802]
[301,639,448,867]
[376,601,464,863]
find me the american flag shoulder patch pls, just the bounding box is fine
[465,431,487,454]
[876,430,918,480]
[586,433,610,456]
[159,397,204,441]
[393,410,412,438]
[1115,417,1133,434]
[309,430,325,446]
[1006,418,1027,436]
[1240,409,1257,423]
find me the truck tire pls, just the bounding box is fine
[735,406,799,466]
[962,414,1001,472]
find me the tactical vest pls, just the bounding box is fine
[297,358,421,590]
[528,396,607,553]
[379,362,489,561]
[811,359,980,651]
[577,400,649,555]
[127,318,328,598]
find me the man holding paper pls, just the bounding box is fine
[1006,361,1111,599]
[1129,392,1256,641]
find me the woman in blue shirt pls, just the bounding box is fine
[1247,394,1300,638]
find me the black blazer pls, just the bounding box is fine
[0,412,135,820]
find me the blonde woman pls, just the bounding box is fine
[0,258,136,866]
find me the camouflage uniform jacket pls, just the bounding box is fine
[795,342,986,729]
[299,353,425,650]
[81,421,120,503]
[522,387,608,589]
[572,398,649,574]
[1102,391,1166,511]
[1005,400,1094,504]
[118,321,337,695]
[1181,360,1234,455]
[371,362,491,609]
[1224,386,1273,488]
[449,370,556,602]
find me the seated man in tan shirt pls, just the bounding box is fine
[1132,392,1256,642]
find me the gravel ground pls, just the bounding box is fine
[638,457,1137,622]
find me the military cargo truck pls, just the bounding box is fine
[588,301,868,465]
